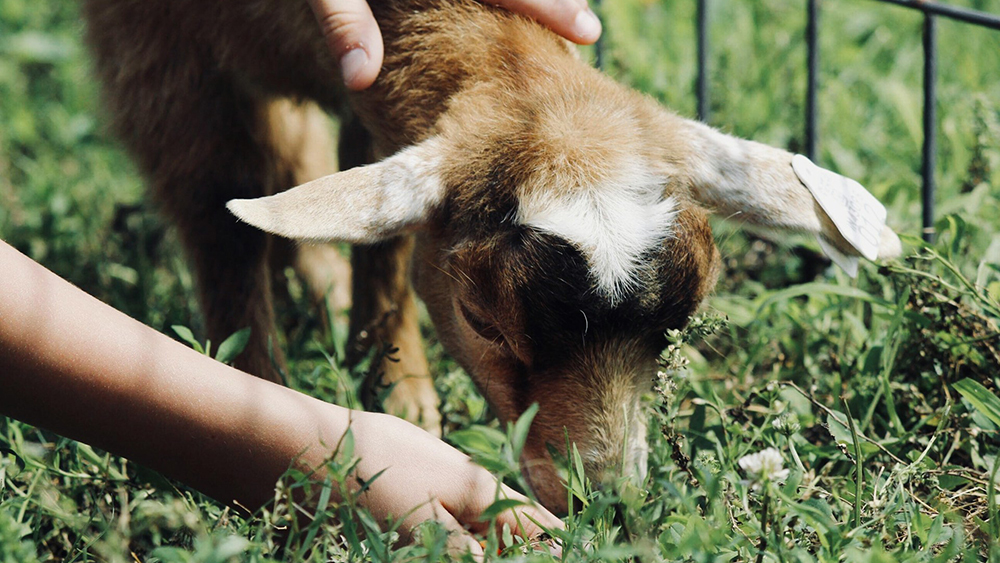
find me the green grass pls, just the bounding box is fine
[2,0,1000,560]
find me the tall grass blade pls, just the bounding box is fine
[953,379,1000,428]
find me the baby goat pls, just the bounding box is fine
[84,0,900,511]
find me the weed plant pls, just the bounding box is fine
[1,0,999,560]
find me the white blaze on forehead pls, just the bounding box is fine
[516,165,677,303]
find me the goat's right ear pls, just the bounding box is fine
[673,118,902,267]
[227,138,445,243]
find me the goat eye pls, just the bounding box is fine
[459,303,505,345]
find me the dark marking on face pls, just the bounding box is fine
[447,208,718,372]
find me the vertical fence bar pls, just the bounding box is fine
[806,0,819,160]
[593,0,604,69]
[922,13,937,242]
[697,0,710,122]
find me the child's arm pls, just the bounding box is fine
[0,239,560,553]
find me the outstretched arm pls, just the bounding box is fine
[0,239,560,555]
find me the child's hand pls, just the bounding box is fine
[307,0,602,90]
[342,411,563,556]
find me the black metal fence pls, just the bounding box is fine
[596,1,1000,243]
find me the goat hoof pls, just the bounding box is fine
[381,376,442,437]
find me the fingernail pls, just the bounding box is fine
[573,8,602,43]
[340,47,370,88]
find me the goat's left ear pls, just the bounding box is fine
[671,117,902,268]
[227,137,445,243]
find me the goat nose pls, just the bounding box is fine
[584,444,649,487]
[582,456,627,487]
[593,469,619,488]
[591,462,636,487]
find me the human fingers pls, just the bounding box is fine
[306,0,385,90]
[482,0,602,45]
[427,499,488,561]
[449,470,563,551]
[347,413,560,550]
[488,483,564,553]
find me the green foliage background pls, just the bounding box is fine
[1,0,999,561]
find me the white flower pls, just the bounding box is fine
[771,412,801,436]
[738,448,790,489]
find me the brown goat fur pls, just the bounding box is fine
[84,0,899,512]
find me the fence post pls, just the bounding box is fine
[922,13,937,242]
[697,0,710,122]
[806,0,820,161]
[593,0,604,69]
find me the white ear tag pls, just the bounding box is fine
[792,155,886,276]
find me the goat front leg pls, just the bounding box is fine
[120,86,288,382]
[161,100,287,382]
[349,238,441,436]
[179,206,285,382]
[266,100,353,320]
[334,115,440,435]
